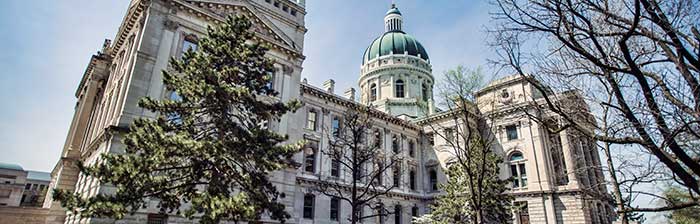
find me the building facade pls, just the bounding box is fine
[0,163,50,208]
[42,1,612,223]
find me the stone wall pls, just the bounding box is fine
[0,207,64,224]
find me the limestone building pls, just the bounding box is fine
[0,163,50,208]
[42,1,612,223]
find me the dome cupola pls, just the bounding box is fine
[358,4,435,119]
[362,4,429,65]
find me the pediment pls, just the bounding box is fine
[175,0,302,56]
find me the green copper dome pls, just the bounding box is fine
[362,31,430,64]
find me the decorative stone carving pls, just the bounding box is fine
[164,19,179,30]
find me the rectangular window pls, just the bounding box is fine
[25,184,31,190]
[332,117,341,137]
[408,140,415,157]
[304,142,317,173]
[147,214,168,224]
[409,170,416,190]
[376,161,384,186]
[445,128,454,143]
[306,110,317,130]
[394,205,402,224]
[519,164,528,187]
[506,125,518,140]
[393,163,401,187]
[377,204,386,224]
[331,159,340,177]
[511,164,520,188]
[303,194,315,219]
[412,206,419,217]
[516,202,530,224]
[182,39,198,53]
[392,135,400,154]
[330,197,340,221]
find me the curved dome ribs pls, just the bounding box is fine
[363,32,429,65]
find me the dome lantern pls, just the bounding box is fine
[384,4,403,32]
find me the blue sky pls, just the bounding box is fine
[0,1,668,222]
[0,0,494,172]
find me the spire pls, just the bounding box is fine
[384,4,403,32]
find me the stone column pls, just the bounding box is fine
[559,129,579,187]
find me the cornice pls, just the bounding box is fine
[75,53,111,97]
[300,84,420,131]
[360,63,433,83]
[111,0,150,58]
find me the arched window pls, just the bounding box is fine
[509,152,527,188]
[370,83,378,102]
[422,83,429,101]
[395,79,405,98]
[429,169,438,191]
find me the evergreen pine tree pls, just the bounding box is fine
[53,16,302,223]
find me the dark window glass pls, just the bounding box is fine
[409,170,416,190]
[422,83,429,101]
[147,214,168,224]
[305,143,317,173]
[377,204,386,224]
[429,170,438,191]
[394,205,402,224]
[370,83,378,101]
[377,161,384,186]
[303,194,315,219]
[516,202,530,224]
[392,135,400,154]
[374,129,383,149]
[506,125,518,140]
[510,152,527,188]
[408,141,415,157]
[412,206,419,217]
[330,197,340,221]
[395,79,405,98]
[331,159,340,177]
[393,164,401,187]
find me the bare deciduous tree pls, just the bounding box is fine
[418,66,512,223]
[312,106,402,224]
[490,0,700,222]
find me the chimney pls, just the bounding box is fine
[344,88,356,101]
[323,79,335,93]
